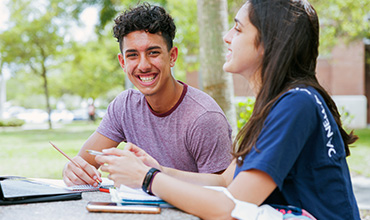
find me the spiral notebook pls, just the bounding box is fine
[66,178,115,192]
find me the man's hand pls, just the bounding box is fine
[62,156,102,187]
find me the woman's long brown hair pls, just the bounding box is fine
[232,0,358,165]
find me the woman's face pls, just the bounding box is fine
[223,3,263,83]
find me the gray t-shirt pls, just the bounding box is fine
[97,82,232,173]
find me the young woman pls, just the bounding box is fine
[95,0,361,219]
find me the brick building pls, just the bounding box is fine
[187,40,369,128]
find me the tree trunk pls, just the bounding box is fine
[41,64,52,129]
[197,0,237,136]
[0,62,5,120]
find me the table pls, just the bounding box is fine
[0,179,200,220]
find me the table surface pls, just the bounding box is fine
[0,179,200,220]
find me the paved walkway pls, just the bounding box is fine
[352,175,370,210]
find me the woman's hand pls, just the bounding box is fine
[124,143,162,170]
[95,148,150,188]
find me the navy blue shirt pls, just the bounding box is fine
[234,87,360,219]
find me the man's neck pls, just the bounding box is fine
[145,80,184,114]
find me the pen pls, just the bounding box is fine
[49,141,101,185]
[86,149,110,156]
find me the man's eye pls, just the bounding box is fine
[149,51,160,55]
[126,54,137,58]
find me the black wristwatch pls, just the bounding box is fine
[142,168,161,195]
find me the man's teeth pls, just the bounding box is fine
[139,76,155,82]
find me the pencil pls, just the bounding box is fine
[49,141,101,185]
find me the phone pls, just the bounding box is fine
[86,202,161,214]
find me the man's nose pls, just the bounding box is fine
[138,56,151,72]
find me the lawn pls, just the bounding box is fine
[0,122,370,179]
[346,128,370,177]
[0,122,100,179]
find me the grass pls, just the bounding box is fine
[0,122,99,179]
[0,122,370,179]
[347,128,370,177]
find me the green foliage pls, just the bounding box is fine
[167,0,198,79]
[236,97,255,131]
[338,106,355,130]
[310,0,370,54]
[0,118,25,127]
[56,31,123,100]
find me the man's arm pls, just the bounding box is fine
[189,112,233,174]
[78,131,119,168]
[62,131,119,186]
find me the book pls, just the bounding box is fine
[0,176,81,205]
[110,184,173,208]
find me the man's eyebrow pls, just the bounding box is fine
[147,46,162,51]
[125,49,137,54]
[124,46,162,54]
[234,18,244,27]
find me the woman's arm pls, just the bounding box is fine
[151,169,276,219]
[160,159,236,187]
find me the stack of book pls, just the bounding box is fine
[110,184,173,208]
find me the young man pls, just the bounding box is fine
[62,3,232,187]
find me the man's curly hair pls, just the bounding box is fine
[113,2,176,53]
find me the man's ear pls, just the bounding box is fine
[117,53,125,69]
[169,47,178,67]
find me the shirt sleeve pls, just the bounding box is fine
[187,111,233,173]
[237,90,318,189]
[96,92,126,143]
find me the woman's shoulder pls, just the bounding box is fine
[274,86,319,108]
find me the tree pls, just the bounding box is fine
[56,31,123,102]
[310,0,369,53]
[0,0,70,129]
[0,59,4,119]
[197,0,237,134]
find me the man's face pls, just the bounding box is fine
[118,30,178,97]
